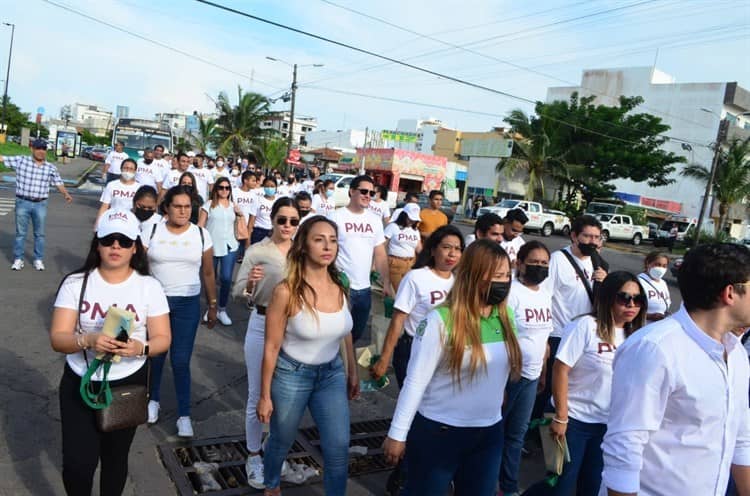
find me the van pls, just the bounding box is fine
[319,173,356,207]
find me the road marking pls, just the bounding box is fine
[0,197,15,216]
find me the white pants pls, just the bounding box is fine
[244,310,266,452]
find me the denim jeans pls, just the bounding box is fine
[533,336,561,419]
[14,197,48,260]
[349,287,372,343]
[405,412,504,496]
[264,351,350,495]
[244,310,265,452]
[250,227,271,245]
[150,294,201,417]
[212,248,238,308]
[500,377,539,493]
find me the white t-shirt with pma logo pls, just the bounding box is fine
[508,280,554,380]
[233,187,257,222]
[369,200,391,221]
[394,267,454,337]
[331,207,385,290]
[161,168,183,190]
[249,195,278,230]
[545,246,595,337]
[554,315,625,424]
[312,194,335,218]
[54,269,169,380]
[143,223,213,297]
[500,234,525,264]
[637,272,671,320]
[105,151,129,174]
[135,160,165,188]
[384,223,420,258]
[99,180,142,212]
[188,167,215,200]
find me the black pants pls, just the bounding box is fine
[531,336,561,420]
[59,362,147,496]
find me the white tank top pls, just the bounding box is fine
[282,299,353,365]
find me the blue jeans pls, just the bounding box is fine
[500,377,539,493]
[349,287,372,343]
[14,197,48,261]
[150,294,201,417]
[212,248,238,308]
[264,352,350,495]
[405,412,504,496]
[250,227,270,245]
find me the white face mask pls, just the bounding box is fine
[121,171,135,181]
[648,266,667,280]
[217,161,224,168]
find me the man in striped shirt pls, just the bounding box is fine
[1,139,73,271]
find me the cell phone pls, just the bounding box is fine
[114,328,129,343]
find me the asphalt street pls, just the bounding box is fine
[0,184,682,495]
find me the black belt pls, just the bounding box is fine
[256,305,267,316]
[16,195,47,202]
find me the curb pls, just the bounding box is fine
[72,161,101,188]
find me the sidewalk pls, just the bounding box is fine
[1,156,100,187]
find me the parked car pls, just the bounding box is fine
[596,213,648,245]
[319,173,356,207]
[81,146,94,159]
[544,209,572,236]
[479,199,568,237]
[647,222,659,240]
[90,147,108,162]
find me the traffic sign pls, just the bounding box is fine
[36,106,45,115]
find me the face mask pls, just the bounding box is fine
[182,185,193,193]
[299,209,311,218]
[217,161,224,168]
[648,266,667,280]
[264,187,277,196]
[578,242,598,256]
[326,189,335,198]
[208,164,215,169]
[121,172,135,181]
[485,281,510,306]
[231,170,240,177]
[523,265,549,285]
[133,207,155,222]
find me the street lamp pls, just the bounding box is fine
[1,22,15,141]
[266,57,324,171]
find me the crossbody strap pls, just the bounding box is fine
[560,249,594,305]
[638,275,670,311]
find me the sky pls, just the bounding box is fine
[1,0,748,133]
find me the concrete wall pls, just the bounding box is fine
[305,129,365,149]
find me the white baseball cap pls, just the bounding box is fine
[186,151,196,157]
[403,203,421,222]
[96,210,141,240]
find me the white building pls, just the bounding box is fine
[155,113,188,136]
[260,111,318,146]
[547,67,750,222]
[304,129,366,151]
[71,103,112,136]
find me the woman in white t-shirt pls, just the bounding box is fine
[311,179,336,218]
[501,240,553,495]
[382,240,522,495]
[248,176,279,244]
[638,251,672,324]
[230,197,299,489]
[198,176,243,327]
[383,203,423,292]
[142,185,218,438]
[132,185,163,239]
[257,215,359,496]
[95,158,142,229]
[543,271,646,496]
[50,209,171,495]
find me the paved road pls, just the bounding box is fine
[0,187,682,495]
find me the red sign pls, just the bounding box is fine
[286,149,301,166]
[35,113,42,124]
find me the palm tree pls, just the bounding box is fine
[681,137,750,233]
[189,115,218,154]
[215,86,274,157]
[259,137,288,171]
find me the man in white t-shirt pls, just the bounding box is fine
[160,152,191,198]
[189,155,214,200]
[330,175,391,342]
[302,165,320,193]
[499,208,528,267]
[136,148,165,192]
[233,171,258,258]
[464,212,504,246]
[368,185,391,224]
[103,141,129,184]
[153,144,170,173]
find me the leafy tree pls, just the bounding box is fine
[259,138,288,171]
[188,115,218,154]
[0,95,48,137]
[214,86,274,157]
[681,137,750,234]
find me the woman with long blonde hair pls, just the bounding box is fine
[383,239,522,495]
[257,215,359,496]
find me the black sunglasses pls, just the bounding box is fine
[615,292,645,307]
[99,234,135,248]
[215,185,231,191]
[357,188,376,197]
[276,216,300,227]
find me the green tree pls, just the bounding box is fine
[259,137,288,170]
[188,114,218,154]
[681,137,750,234]
[215,87,274,157]
[0,95,48,137]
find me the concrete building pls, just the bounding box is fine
[260,111,318,146]
[304,129,366,152]
[115,105,129,120]
[547,67,750,232]
[71,103,112,136]
[155,113,188,136]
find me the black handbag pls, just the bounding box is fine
[76,271,150,433]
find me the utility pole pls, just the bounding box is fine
[286,63,297,175]
[359,127,368,175]
[1,22,15,142]
[694,119,729,246]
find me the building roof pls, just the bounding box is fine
[307,147,342,161]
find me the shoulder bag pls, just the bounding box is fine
[234,209,249,241]
[76,271,150,433]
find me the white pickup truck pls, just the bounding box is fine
[596,214,648,245]
[478,199,570,237]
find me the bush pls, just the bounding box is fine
[684,229,734,246]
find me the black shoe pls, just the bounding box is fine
[385,468,403,496]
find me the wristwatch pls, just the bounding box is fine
[141,342,149,357]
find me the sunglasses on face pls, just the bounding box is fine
[215,185,231,191]
[615,292,645,307]
[276,216,300,227]
[98,234,135,248]
[357,188,376,197]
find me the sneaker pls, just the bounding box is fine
[177,416,194,437]
[202,311,209,324]
[245,454,265,489]
[147,400,160,424]
[10,259,23,271]
[33,260,45,271]
[217,309,232,326]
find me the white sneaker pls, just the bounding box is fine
[217,309,232,326]
[202,310,209,324]
[245,454,265,489]
[10,259,23,271]
[147,400,160,424]
[33,260,45,271]
[176,416,194,437]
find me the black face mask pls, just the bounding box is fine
[523,265,549,285]
[578,242,598,256]
[486,281,511,305]
[182,185,194,194]
[299,209,311,218]
[133,207,155,222]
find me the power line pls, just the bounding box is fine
[40,0,287,91]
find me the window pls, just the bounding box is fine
[622,217,631,225]
[282,123,289,129]
[529,203,541,213]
